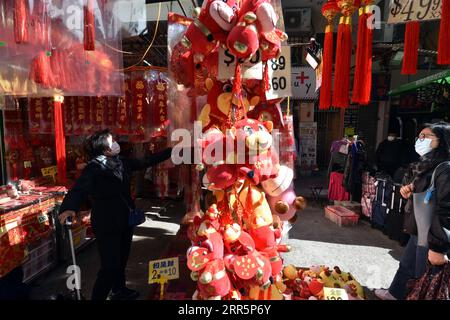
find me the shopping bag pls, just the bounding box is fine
[406,262,450,300]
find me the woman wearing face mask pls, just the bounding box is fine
[58,129,172,300]
[375,122,450,300]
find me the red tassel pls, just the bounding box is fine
[353,4,373,105]
[84,0,95,51]
[13,0,29,43]
[332,16,352,108]
[402,21,420,75]
[319,24,334,110]
[438,0,450,65]
[54,98,67,185]
[30,52,55,88]
[360,6,373,105]
[352,8,366,104]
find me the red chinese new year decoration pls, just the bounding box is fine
[152,78,168,129]
[131,77,148,136]
[28,98,43,134]
[84,0,95,51]
[117,80,132,135]
[319,1,339,110]
[352,1,374,105]
[13,0,29,43]
[54,97,67,184]
[401,21,420,75]
[438,0,450,65]
[105,97,118,129]
[64,97,76,136]
[332,0,358,108]
[74,97,91,135]
[40,98,54,134]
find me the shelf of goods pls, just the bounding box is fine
[0,185,94,281]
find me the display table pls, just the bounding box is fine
[0,186,94,282]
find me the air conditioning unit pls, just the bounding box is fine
[283,8,312,34]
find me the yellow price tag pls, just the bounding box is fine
[149,257,179,284]
[323,287,349,300]
[41,166,57,177]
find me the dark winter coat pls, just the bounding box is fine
[403,153,450,253]
[59,148,172,235]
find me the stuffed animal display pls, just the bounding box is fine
[282,265,365,300]
[188,116,307,300]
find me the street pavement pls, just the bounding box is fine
[28,175,405,300]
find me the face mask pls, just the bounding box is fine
[109,141,121,156]
[387,136,395,142]
[415,138,433,156]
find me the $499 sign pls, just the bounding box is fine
[388,0,442,24]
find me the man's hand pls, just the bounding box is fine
[400,183,414,199]
[428,250,449,266]
[59,210,76,225]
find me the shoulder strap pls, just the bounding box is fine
[429,161,450,189]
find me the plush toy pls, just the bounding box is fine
[181,0,239,63]
[236,0,288,61]
[200,127,238,191]
[196,259,233,300]
[198,79,260,132]
[234,118,279,185]
[261,165,306,221]
[237,183,273,230]
[226,19,259,60]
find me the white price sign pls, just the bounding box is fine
[266,46,292,100]
[388,0,442,24]
[218,48,263,80]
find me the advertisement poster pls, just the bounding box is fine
[298,122,317,172]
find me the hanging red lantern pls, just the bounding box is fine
[332,0,359,108]
[84,0,95,51]
[319,1,340,110]
[438,0,450,65]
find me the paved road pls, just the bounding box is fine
[28,191,405,300]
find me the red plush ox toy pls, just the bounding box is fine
[181,0,239,63]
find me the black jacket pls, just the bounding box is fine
[403,161,450,253]
[59,149,172,234]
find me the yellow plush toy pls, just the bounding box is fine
[238,184,273,230]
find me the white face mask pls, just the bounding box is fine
[109,141,121,156]
[415,138,433,156]
[387,136,396,142]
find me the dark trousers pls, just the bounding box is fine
[91,227,133,300]
[389,235,428,299]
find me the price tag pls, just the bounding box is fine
[266,46,292,100]
[323,287,349,300]
[149,257,179,284]
[218,48,263,80]
[41,166,57,177]
[24,161,32,168]
[388,0,442,24]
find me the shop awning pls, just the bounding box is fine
[389,69,450,96]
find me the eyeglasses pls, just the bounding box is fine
[416,133,439,142]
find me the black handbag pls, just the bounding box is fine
[120,194,146,227]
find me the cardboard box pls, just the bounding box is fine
[325,206,359,227]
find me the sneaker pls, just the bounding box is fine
[109,288,140,300]
[374,289,397,300]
